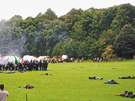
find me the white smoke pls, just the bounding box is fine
[0,17,27,57]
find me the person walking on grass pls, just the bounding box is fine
[0,84,9,101]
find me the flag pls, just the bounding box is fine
[21,59,24,66]
[0,54,1,60]
[21,54,24,66]
[14,56,19,65]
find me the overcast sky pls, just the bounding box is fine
[0,0,135,20]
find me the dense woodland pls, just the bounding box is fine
[0,3,135,59]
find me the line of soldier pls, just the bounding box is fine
[0,60,48,71]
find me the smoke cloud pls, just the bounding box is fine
[0,19,27,57]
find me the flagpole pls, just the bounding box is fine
[26,94,28,101]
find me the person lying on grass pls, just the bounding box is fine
[116,91,135,98]
[104,80,119,84]
[118,76,134,79]
[89,77,103,79]
[4,71,16,74]
[0,71,4,73]
[40,73,52,75]
[20,71,27,73]
[19,85,35,89]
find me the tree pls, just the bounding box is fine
[52,40,79,58]
[71,22,87,42]
[0,15,25,56]
[114,24,135,58]
[99,29,115,45]
[18,17,36,33]
[89,41,106,59]
[43,8,58,21]
[101,6,118,30]
[76,41,89,59]
[51,41,64,56]
[111,7,129,35]
[64,8,83,33]
[101,45,117,59]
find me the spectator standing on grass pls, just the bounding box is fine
[97,58,99,62]
[29,60,33,71]
[81,57,84,63]
[2,64,5,71]
[42,60,48,70]
[44,60,48,70]
[77,58,80,63]
[0,64,2,70]
[39,60,42,70]
[19,63,22,72]
[94,58,97,62]
[0,84,9,101]
[35,61,39,70]
[92,58,95,62]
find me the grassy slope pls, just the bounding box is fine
[0,60,135,101]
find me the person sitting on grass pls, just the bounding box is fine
[89,77,103,80]
[104,80,119,84]
[118,76,134,79]
[0,84,9,101]
[40,73,52,75]
[116,91,135,98]
[19,85,35,89]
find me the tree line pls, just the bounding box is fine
[0,3,135,59]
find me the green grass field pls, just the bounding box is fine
[0,60,135,101]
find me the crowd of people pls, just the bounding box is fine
[0,60,48,72]
[51,57,75,63]
[0,57,78,72]
[92,57,111,62]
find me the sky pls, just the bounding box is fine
[0,0,135,20]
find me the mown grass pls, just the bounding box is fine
[0,60,135,101]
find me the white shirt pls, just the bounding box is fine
[0,90,9,101]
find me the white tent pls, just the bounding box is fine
[37,56,50,62]
[23,55,37,62]
[62,55,68,60]
[0,56,20,64]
